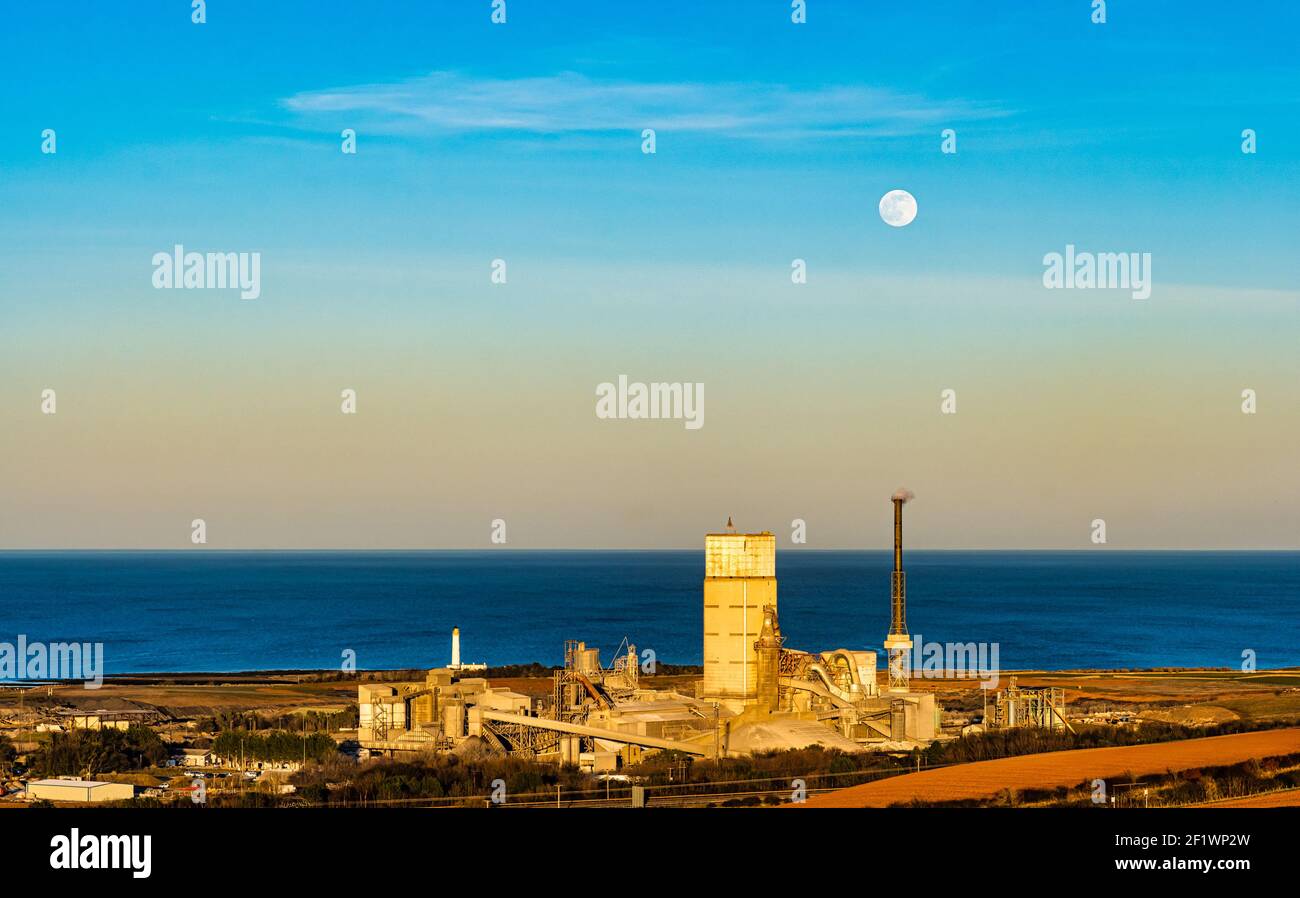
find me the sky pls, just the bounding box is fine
[1,1,1297,549]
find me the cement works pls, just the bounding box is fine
[359,492,1066,771]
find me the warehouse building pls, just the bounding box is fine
[25,779,135,803]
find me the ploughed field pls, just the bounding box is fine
[1197,788,1300,808]
[800,728,1300,808]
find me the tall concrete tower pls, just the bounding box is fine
[884,490,914,693]
[702,529,777,709]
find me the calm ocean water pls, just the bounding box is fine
[0,551,1296,674]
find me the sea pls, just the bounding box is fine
[0,551,1296,675]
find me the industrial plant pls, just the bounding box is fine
[359,491,966,769]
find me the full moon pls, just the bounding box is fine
[879,189,918,227]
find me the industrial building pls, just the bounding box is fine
[359,638,725,766]
[697,496,936,748]
[983,677,1072,732]
[359,670,533,755]
[701,528,778,704]
[25,779,135,803]
[60,709,161,731]
[359,493,944,767]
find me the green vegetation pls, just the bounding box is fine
[31,725,168,778]
[101,797,166,808]
[923,718,1291,766]
[1120,753,1300,807]
[211,729,337,766]
[274,753,602,807]
[480,663,554,678]
[0,734,16,774]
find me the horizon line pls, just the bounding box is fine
[2,547,1297,554]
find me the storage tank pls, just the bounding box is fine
[443,702,465,739]
[575,644,601,673]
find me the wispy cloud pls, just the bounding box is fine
[281,71,1008,139]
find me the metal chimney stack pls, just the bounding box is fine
[890,497,907,636]
[883,491,914,693]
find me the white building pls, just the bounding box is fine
[180,747,213,767]
[26,779,135,803]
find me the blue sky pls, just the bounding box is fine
[3,1,1297,285]
[1,2,1297,549]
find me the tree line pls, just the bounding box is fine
[31,726,168,778]
[211,729,337,765]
